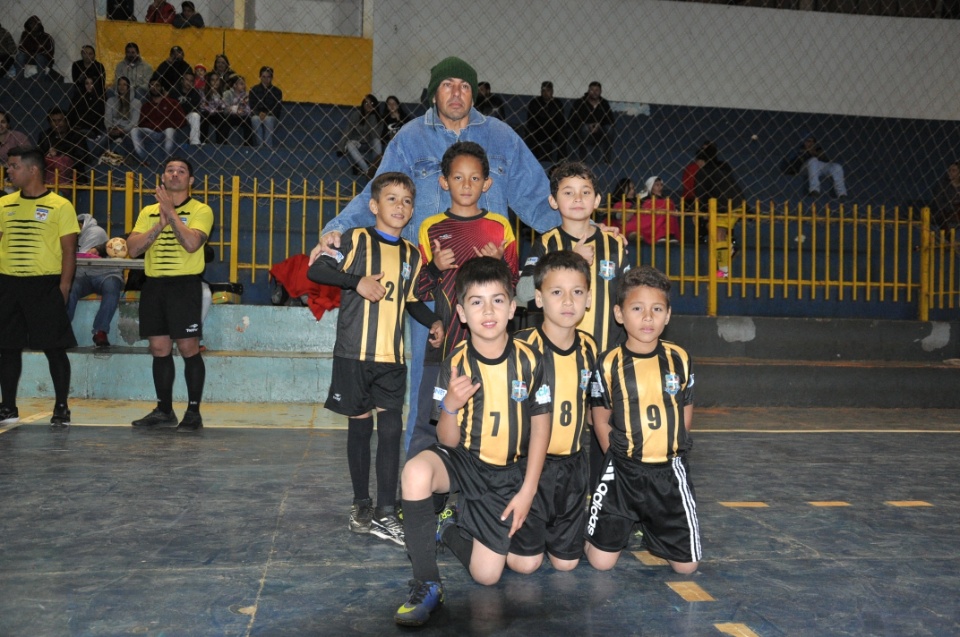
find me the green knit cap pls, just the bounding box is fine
[427,56,478,104]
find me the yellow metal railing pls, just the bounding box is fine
[4,169,957,319]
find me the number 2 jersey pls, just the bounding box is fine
[591,340,694,464]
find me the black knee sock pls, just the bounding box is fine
[442,523,474,571]
[347,415,374,502]
[152,354,175,413]
[402,496,441,583]
[43,348,71,407]
[0,349,23,409]
[375,409,402,509]
[182,352,205,412]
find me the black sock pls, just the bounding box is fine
[402,497,441,583]
[442,523,474,571]
[43,348,71,407]
[152,354,175,413]
[375,409,402,510]
[0,349,23,409]
[182,352,205,412]
[347,415,374,502]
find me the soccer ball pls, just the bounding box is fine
[106,237,128,258]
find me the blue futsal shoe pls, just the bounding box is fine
[394,579,444,626]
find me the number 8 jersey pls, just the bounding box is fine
[591,341,694,464]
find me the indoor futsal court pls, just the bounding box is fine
[1,399,958,636]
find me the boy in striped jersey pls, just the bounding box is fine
[509,250,597,572]
[308,172,443,547]
[585,266,700,574]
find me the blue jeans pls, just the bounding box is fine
[251,115,278,148]
[66,270,123,335]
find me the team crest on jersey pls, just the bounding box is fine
[35,208,50,221]
[664,372,680,396]
[401,262,412,280]
[511,380,528,402]
[524,256,539,267]
[535,384,552,405]
[599,260,616,280]
[580,369,591,390]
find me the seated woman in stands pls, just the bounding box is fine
[624,176,682,244]
[0,111,31,167]
[606,177,636,232]
[212,54,237,89]
[200,71,227,143]
[103,76,141,157]
[222,75,254,145]
[68,75,106,152]
[380,95,410,146]
[339,94,382,177]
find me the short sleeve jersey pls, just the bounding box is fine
[433,338,551,467]
[515,327,597,457]
[0,190,80,276]
[521,227,627,351]
[591,341,695,464]
[318,227,423,364]
[417,210,519,360]
[132,197,214,277]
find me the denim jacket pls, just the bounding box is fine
[322,107,561,244]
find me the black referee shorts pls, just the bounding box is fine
[0,274,77,350]
[139,275,203,340]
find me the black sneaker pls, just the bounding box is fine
[349,498,374,533]
[176,411,203,432]
[131,408,178,428]
[0,406,19,425]
[370,507,405,546]
[50,406,71,428]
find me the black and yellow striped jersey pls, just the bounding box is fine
[521,227,627,351]
[132,197,214,276]
[0,190,79,276]
[515,326,597,457]
[591,341,694,464]
[318,227,423,363]
[433,337,551,467]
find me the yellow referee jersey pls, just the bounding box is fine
[132,197,214,277]
[0,190,80,276]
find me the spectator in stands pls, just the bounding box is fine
[173,1,205,28]
[68,76,106,155]
[200,72,227,143]
[339,94,383,177]
[38,108,91,183]
[0,22,16,77]
[14,16,55,79]
[153,45,192,92]
[475,81,504,119]
[249,66,283,149]
[0,111,31,167]
[67,214,124,348]
[71,45,106,96]
[932,161,960,230]
[146,0,176,24]
[691,142,743,278]
[169,70,202,146]
[627,176,682,244]
[681,143,705,209]
[131,78,186,162]
[607,177,636,231]
[222,75,255,145]
[525,80,565,163]
[104,76,142,155]
[116,43,153,100]
[569,81,614,164]
[783,135,847,198]
[380,95,410,146]
[212,54,238,89]
[108,0,136,21]
[193,63,207,90]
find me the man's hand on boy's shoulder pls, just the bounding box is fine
[309,231,342,266]
[355,272,386,302]
[595,221,627,245]
[427,320,444,348]
[472,239,508,260]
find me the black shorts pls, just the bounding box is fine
[325,356,406,416]
[139,275,203,340]
[584,453,701,564]
[0,274,77,350]
[428,443,528,556]
[510,449,589,560]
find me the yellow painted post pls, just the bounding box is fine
[919,207,930,321]
[708,198,718,317]
[124,172,135,231]
[230,176,240,283]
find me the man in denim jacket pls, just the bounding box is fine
[310,56,561,450]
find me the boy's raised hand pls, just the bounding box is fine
[356,272,386,302]
[427,320,444,348]
[443,366,480,412]
[433,239,457,271]
[473,239,507,260]
[573,232,595,265]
